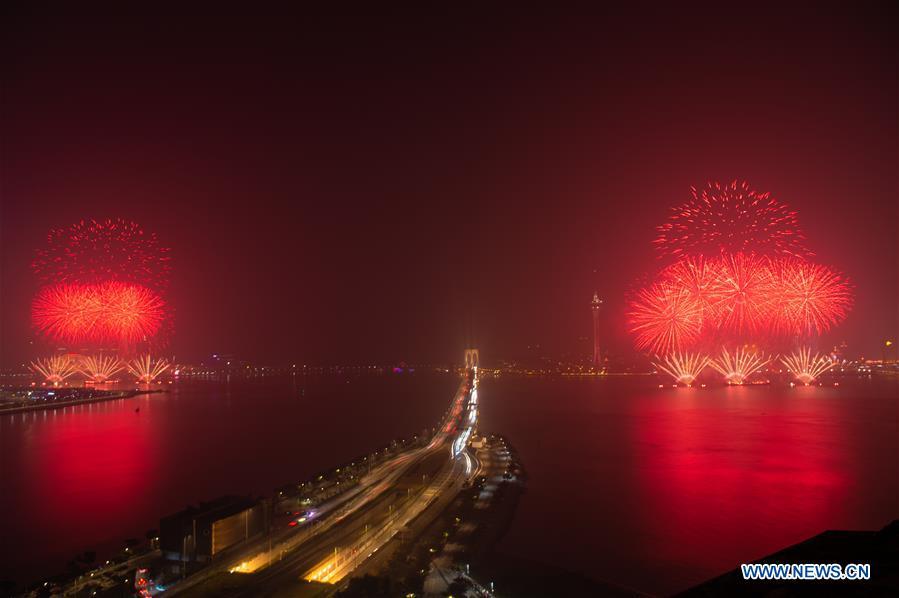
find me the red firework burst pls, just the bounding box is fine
[770,258,852,337]
[32,218,171,290]
[627,281,703,355]
[705,253,776,338]
[659,256,726,321]
[629,252,854,353]
[654,181,810,259]
[32,282,166,345]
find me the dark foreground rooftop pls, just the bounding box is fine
[679,520,898,597]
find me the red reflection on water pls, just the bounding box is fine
[633,384,851,587]
[14,400,159,563]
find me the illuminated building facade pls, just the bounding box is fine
[160,495,269,563]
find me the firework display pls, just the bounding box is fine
[32,282,165,345]
[781,347,836,385]
[658,256,725,320]
[26,352,173,385]
[653,352,710,386]
[31,219,171,351]
[770,258,854,337]
[29,355,79,385]
[128,354,171,383]
[78,354,125,383]
[627,282,703,355]
[710,347,770,385]
[712,253,777,337]
[631,254,851,353]
[654,180,809,258]
[32,218,171,289]
[630,181,852,385]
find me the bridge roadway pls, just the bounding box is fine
[233,443,471,595]
[171,369,479,596]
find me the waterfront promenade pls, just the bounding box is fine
[0,386,164,415]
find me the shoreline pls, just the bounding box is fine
[0,388,165,416]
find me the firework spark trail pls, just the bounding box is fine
[627,282,704,354]
[32,282,166,345]
[100,284,166,343]
[659,255,726,321]
[780,347,835,385]
[771,258,853,337]
[654,181,810,259]
[653,352,710,386]
[710,347,770,384]
[712,253,778,338]
[32,218,171,290]
[78,354,125,382]
[128,354,170,383]
[30,355,79,385]
[31,284,104,341]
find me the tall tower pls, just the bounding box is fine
[591,292,603,369]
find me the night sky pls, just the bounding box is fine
[2,6,896,367]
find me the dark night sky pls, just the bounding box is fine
[2,6,897,367]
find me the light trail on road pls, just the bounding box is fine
[170,367,482,597]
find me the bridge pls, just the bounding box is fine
[165,358,483,596]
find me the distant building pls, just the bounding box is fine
[591,292,603,369]
[160,495,269,563]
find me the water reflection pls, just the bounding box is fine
[478,377,898,595]
[632,385,853,590]
[0,373,457,586]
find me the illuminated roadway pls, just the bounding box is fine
[170,367,481,596]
